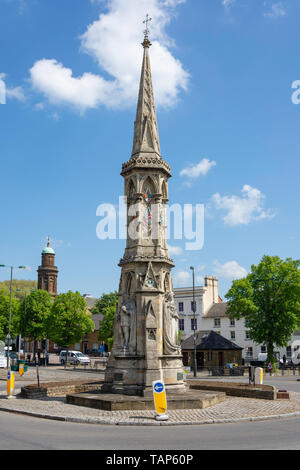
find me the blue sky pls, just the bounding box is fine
[0,0,299,298]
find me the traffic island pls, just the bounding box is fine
[188,380,277,400]
[66,390,226,411]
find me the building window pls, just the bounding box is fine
[230,319,235,327]
[179,319,185,331]
[246,347,253,358]
[245,331,250,340]
[214,318,221,327]
[191,301,196,312]
[261,346,266,353]
[191,318,197,331]
[178,302,184,312]
[286,346,292,358]
[207,352,213,361]
[230,331,235,340]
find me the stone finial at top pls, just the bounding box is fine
[142,14,152,48]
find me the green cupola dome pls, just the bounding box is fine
[42,237,55,255]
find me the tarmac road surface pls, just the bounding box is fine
[0,411,299,450]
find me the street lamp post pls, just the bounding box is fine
[0,265,26,368]
[190,266,197,377]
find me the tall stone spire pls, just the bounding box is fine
[102,21,185,398]
[131,28,161,158]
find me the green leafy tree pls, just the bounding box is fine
[22,290,52,354]
[98,301,118,350]
[93,292,118,350]
[47,291,94,358]
[0,292,20,341]
[0,280,37,301]
[91,291,118,316]
[225,255,300,367]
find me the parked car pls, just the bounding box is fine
[87,349,100,357]
[59,350,91,366]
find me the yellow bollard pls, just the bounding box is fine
[6,371,15,398]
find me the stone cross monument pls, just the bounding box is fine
[102,22,185,397]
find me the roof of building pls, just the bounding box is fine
[205,302,229,318]
[42,237,55,255]
[181,330,243,351]
[82,295,98,309]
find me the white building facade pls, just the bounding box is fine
[174,276,300,362]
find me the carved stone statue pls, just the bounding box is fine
[163,291,181,355]
[119,296,137,351]
[120,305,131,348]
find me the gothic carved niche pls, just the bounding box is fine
[164,272,171,293]
[145,300,156,329]
[125,272,135,294]
[143,262,159,289]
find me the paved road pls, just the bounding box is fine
[0,411,299,450]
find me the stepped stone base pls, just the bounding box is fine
[66,389,226,411]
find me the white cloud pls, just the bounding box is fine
[30,59,117,112]
[264,2,287,18]
[213,260,247,280]
[0,74,25,103]
[180,158,216,180]
[167,244,183,256]
[173,270,191,286]
[222,0,236,9]
[30,0,189,113]
[212,184,275,226]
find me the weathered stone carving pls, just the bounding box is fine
[120,296,136,350]
[163,291,181,355]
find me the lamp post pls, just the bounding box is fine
[190,266,197,377]
[0,265,27,369]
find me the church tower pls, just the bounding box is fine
[103,25,185,397]
[37,238,58,296]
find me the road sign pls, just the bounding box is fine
[152,380,168,420]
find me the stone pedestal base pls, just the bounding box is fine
[103,354,185,397]
[66,389,226,411]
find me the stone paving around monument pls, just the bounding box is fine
[0,389,300,426]
[1,365,300,426]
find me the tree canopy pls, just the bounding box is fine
[94,291,118,350]
[91,291,118,316]
[47,291,94,348]
[21,290,52,344]
[0,292,20,341]
[0,280,37,301]
[225,255,300,365]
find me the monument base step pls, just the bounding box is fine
[66,389,226,411]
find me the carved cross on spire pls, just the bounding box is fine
[142,14,152,48]
[143,14,152,37]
